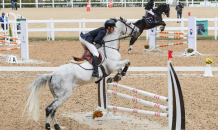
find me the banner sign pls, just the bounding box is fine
[196,20,208,35]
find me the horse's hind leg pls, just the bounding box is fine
[45,79,73,130]
[45,100,56,130]
[51,109,61,130]
[45,92,72,130]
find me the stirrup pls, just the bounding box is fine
[92,72,99,78]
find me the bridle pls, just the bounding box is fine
[118,19,137,36]
[102,18,138,57]
[104,18,137,44]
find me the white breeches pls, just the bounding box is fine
[79,36,99,57]
[145,9,154,16]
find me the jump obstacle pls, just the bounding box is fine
[1,13,23,46]
[145,17,202,56]
[0,13,29,60]
[86,61,186,130]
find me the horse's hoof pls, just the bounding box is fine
[45,123,51,130]
[128,48,131,54]
[121,72,126,76]
[54,124,60,130]
[114,75,122,82]
[107,78,113,83]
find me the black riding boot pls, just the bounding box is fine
[152,15,156,24]
[92,56,99,78]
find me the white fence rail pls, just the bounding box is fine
[1,67,218,71]
[0,1,207,8]
[1,18,218,40]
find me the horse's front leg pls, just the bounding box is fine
[107,59,130,83]
[157,21,166,31]
[128,36,138,54]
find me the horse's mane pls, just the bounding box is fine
[110,18,118,23]
[153,4,168,14]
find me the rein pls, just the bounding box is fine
[104,35,131,43]
[104,35,131,50]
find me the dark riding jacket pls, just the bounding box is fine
[80,27,107,45]
[145,0,154,10]
[0,16,9,30]
[175,5,184,13]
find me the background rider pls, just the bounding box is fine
[145,0,155,23]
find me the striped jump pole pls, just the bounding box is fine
[156,35,188,40]
[157,31,188,35]
[107,90,168,111]
[157,42,188,47]
[0,47,20,51]
[0,40,9,43]
[108,83,168,102]
[107,106,168,117]
[9,42,20,45]
[0,36,20,40]
[0,34,8,37]
[0,40,20,45]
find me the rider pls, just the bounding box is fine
[79,19,116,78]
[145,0,156,23]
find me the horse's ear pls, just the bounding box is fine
[120,17,123,20]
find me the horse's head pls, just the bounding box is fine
[154,4,170,17]
[112,17,140,38]
[164,4,170,17]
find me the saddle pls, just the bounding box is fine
[73,50,102,65]
[143,14,156,24]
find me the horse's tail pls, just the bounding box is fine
[22,74,52,121]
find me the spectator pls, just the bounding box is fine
[11,0,15,10]
[14,0,17,10]
[175,2,184,23]
[0,12,9,30]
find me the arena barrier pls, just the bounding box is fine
[86,61,186,130]
[0,13,29,60]
[145,17,202,56]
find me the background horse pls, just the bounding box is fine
[128,4,170,53]
[23,17,140,130]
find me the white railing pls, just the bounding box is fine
[1,0,214,8]
[2,0,151,8]
[189,1,218,7]
[0,17,217,40]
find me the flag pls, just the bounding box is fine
[168,50,173,60]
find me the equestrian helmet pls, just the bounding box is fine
[105,20,116,28]
[2,12,5,15]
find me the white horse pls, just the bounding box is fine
[24,17,140,130]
